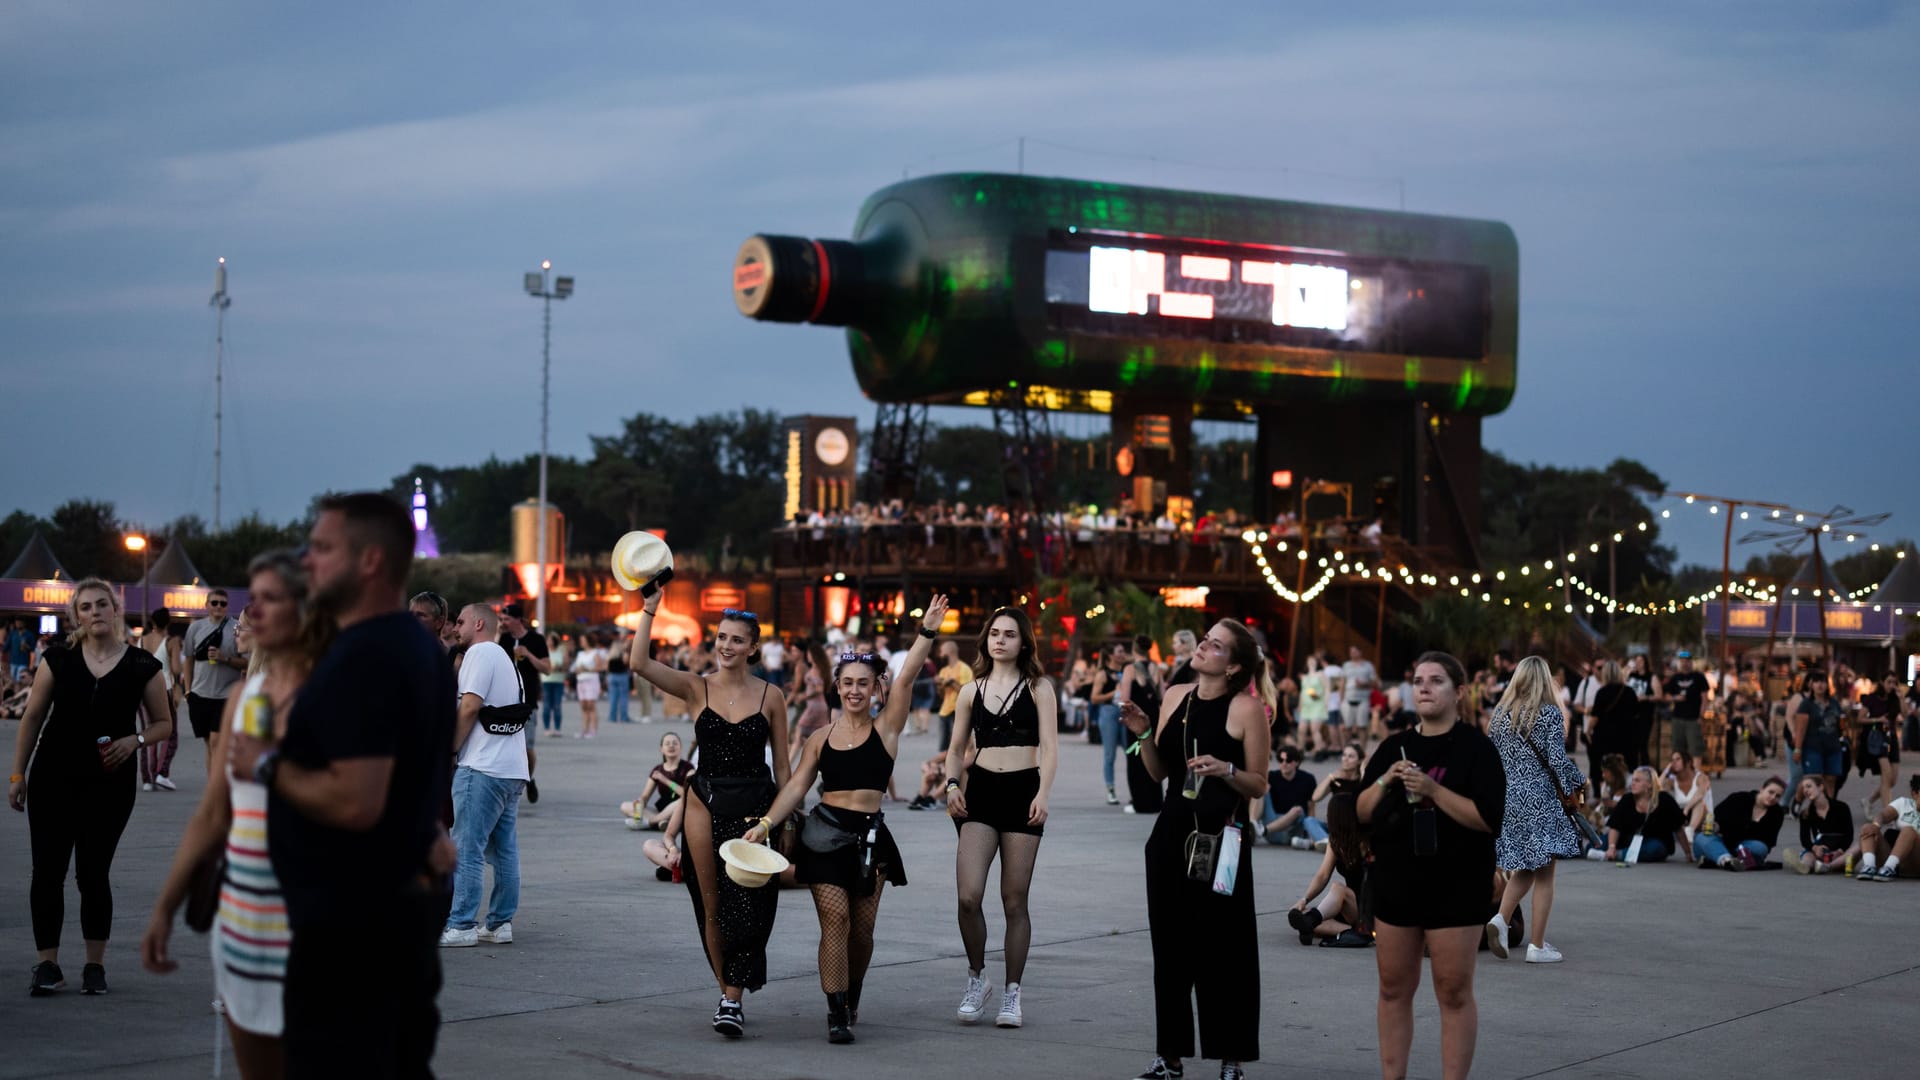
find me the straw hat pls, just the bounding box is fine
[719,838,789,888]
[611,531,674,592]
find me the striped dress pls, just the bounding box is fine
[213,673,289,1036]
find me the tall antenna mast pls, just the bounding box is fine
[210,257,232,530]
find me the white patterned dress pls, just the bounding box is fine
[213,673,290,1035]
[1489,704,1587,870]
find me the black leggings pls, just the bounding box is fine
[28,769,137,950]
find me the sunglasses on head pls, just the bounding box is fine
[721,608,759,622]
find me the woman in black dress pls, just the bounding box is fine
[1357,651,1505,1080]
[1582,660,1638,786]
[9,578,171,996]
[747,596,947,1042]
[629,601,790,1038]
[1118,620,1273,1080]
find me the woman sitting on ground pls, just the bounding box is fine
[643,798,686,881]
[1312,744,1365,804]
[1662,750,1713,840]
[622,731,694,831]
[1784,776,1856,875]
[1605,766,1689,863]
[1288,793,1371,947]
[1695,777,1787,871]
[1590,754,1629,827]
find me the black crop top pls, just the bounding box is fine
[819,722,895,793]
[974,679,1040,749]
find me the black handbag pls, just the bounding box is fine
[1523,734,1604,855]
[801,805,862,854]
[183,850,225,933]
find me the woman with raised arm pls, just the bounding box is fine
[1357,651,1506,1080]
[941,606,1061,1031]
[1117,620,1273,1080]
[12,579,172,998]
[745,596,948,1043]
[628,603,790,1039]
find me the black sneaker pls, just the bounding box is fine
[1133,1058,1183,1080]
[1220,1066,1245,1080]
[712,996,744,1038]
[28,961,64,997]
[525,779,540,804]
[81,964,107,995]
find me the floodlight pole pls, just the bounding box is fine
[525,262,572,632]
[211,259,232,531]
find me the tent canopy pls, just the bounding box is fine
[1788,549,1846,595]
[1869,549,1920,605]
[2,531,69,581]
[140,539,206,589]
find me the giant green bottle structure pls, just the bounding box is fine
[733,173,1517,417]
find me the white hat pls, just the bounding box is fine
[611,531,674,592]
[718,837,788,888]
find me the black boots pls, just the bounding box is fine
[847,981,863,1025]
[826,992,855,1044]
[1287,906,1325,945]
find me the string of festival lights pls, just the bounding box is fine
[1238,492,1906,613]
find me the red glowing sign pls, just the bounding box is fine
[1270,470,1294,489]
[701,586,745,611]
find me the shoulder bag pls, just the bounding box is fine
[1522,728,1604,856]
[183,849,225,933]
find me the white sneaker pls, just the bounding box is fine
[1290,837,1312,850]
[477,923,513,944]
[439,927,478,948]
[1484,915,1510,959]
[1525,942,1563,964]
[957,973,993,1024]
[995,982,1023,1027]
[1123,804,1137,814]
[142,782,155,792]
[154,775,177,791]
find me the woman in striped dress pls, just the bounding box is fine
[142,552,330,1078]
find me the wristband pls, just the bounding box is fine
[8,773,21,784]
[1226,762,1235,778]
[945,776,962,790]
[137,732,146,748]
[1375,777,1389,789]
[918,626,937,640]
[253,749,281,790]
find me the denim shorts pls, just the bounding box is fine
[1799,747,1844,777]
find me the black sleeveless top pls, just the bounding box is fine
[693,679,771,780]
[818,720,894,793]
[974,678,1040,749]
[1154,687,1251,827]
[35,643,162,780]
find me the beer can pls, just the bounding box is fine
[240,693,273,739]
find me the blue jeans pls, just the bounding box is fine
[1635,838,1671,863]
[606,673,631,724]
[1695,834,1769,866]
[541,681,565,731]
[448,766,524,931]
[1094,704,1124,788]
[1259,805,1329,845]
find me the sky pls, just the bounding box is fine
[3,2,1916,571]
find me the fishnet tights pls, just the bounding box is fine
[810,880,886,993]
[955,823,1041,984]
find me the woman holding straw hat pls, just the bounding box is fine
[628,597,790,1039]
[1117,619,1273,1080]
[746,595,948,1043]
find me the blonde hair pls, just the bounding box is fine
[1599,660,1623,686]
[64,578,125,648]
[1493,655,1560,740]
[1631,765,1661,806]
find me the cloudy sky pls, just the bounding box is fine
[4,2,1914,569]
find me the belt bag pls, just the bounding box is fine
[694,774,775,818]
[478,701,534,736]
[1866,725,1889,758]
[801,804,867,855]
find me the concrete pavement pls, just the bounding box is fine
[2,703,1914,1079]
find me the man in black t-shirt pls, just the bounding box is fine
[231,493,455,1078]
[1258,747,1326,848]
[499,603,549,801]
[1663,652,1709,759]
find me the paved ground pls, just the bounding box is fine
[2,701,1915,1079]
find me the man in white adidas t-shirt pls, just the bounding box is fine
[1856,774,1920,883]
[441,603,531,947]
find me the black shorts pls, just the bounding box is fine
[186,693,226,740]
[1856,725,1899,774]
[953,765,1044,837]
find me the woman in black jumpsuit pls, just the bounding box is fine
[1119,619,1274,1080]
[9,579,171,996]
